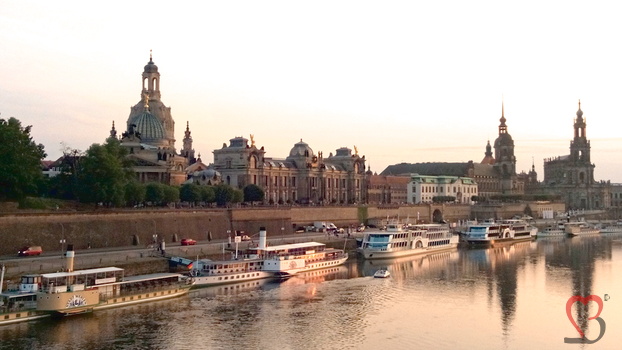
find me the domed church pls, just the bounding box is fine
[109,53,202,185]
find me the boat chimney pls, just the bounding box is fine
[258,227,267,250]
[66,244,75,272]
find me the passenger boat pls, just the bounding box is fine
[186,257,272,287]
[597,221,622,234]
[171,227,348,286]
[564,222,600,236]
[357,223,459,259]
[462,220,514,245]
[1,247,192,324]
[497,219,538,241]
[373,269,391,278]
[537,222,565,237]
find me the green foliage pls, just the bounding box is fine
[200,186,215,203]
[180,184,202,203]
[357,206,368,224]
[145,182,166,204]
[231,188,243,203]
[76,138,132,206]
[0,117,47,200]
[243,184,264,202]
[432,196,456,203]
[163,185,179,204]
[213,184,235,206]
[125,181,145,206]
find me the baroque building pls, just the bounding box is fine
[111,54,198,185]
[542,102,610,209]
[212,137,367,204]
[381,103,525,199]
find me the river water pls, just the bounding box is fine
[1,234,621,350]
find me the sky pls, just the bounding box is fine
[1,1,621,182]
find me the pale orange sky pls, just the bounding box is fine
[1,1,621,181]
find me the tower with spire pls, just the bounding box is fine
[182,121,196,164]
[493,101,517,193]
[542,101,607,209]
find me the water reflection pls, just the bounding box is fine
[2,235,622,349]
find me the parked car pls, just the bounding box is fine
[180,238,197,246]
[240,235,251,241]
[18,246,43,257]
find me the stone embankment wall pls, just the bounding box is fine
[0,205,471,256]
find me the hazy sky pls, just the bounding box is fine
[1,1,621,182]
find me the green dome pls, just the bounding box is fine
[129,110,166,143]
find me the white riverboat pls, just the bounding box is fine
[358,223,458,259]
[174,227,348,285]
[537,224,565,237]
[462,220,514,245]
[1,247,192,325]
[497,219,538,241]
[373,270,391,278]
[186,258,273,287]
[597,221,622,234]
[564,222,600,236]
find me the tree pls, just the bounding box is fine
[0,117,46,200]
[145,182,165,205]
[231,188,244,204]
[125,181,145,207]
[200,186,215,204]
[180,183,202,203]
[76,138,133,206]
[243,184,264,203]
[163,185,180,204]
[213,184,234,206]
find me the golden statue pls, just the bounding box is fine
[250,134,255,146]
[354,145,358,155]
[142,92,149,109]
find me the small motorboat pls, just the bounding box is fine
[373,269,390,278]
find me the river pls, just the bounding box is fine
[1,234,621,349]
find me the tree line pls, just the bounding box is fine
[1,116,264,208]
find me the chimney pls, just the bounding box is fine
[258,227,267,250]
[66,244,75,273]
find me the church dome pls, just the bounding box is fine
[130,110,166,143]
[289,140,314,157]
[144,59,158,73]
[494,133,514,148]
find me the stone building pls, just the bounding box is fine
[367,174,410,204]
[407,174,478,204]
[212,137,367,204]
[542,102,611,209]
[111,54,197,185]
[381,103,525,199]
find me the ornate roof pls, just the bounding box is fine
[129,110,166,144]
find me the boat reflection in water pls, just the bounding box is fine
[359,250,460,280]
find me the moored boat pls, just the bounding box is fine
[373,269,390,278]
[1,246,192,324]
[462,221,514,245]
[174,227,348,286]
[358,223,458,259]
[497,219,538,241]
[564,221,600,236]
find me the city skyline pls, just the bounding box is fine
[2,1,621,182]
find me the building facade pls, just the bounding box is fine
[542,102,611,209]
[213,137,367,204]
[407,174,478,204]
[112,55,196,185]
[367,174,410,204]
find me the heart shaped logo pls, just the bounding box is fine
[566,295,603,337]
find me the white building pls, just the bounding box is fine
[407,174,478,204]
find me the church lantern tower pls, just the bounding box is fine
[569,100,595,185]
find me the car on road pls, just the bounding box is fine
[18,246,43,256]
[240,235,251,241]
[180,238,197,246]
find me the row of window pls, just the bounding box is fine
[413,186,477,194]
